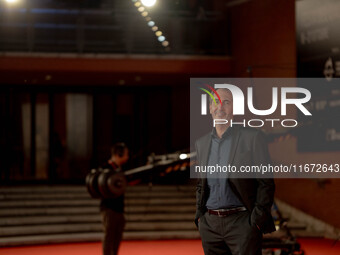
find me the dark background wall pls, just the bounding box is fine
[0,56,231,182]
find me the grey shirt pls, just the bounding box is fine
[206,127,244,210]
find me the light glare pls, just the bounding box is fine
[158,36,165,42]
[141,0,156,7]
[179,154,188,160]
[148,21,155,27]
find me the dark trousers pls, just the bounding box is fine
[102,209,126,255]
[198,210,262,255]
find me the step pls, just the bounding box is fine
[0,232,103,247]
[0,185,195,193]
[0,200,99,208]
[0,191,195,201]
[0,193,92,200]
[0,213,195,227]
[0,207,100,217]
[0,221,196,237]
[1,191,195,200]
[124,205,196,213]
[0,186,87,193]
[0,185,198,246]
[124,230,200,240]
[126,192,196,198]
[0,214,101,226]
[126,214,194,222]
[0,205,195,217]
[0,231,201,247]
[0,223,102,237]
[0,198,196,208]
[125,222,196,232]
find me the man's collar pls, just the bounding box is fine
[211,126,232,139]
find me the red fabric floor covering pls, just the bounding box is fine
[297,238,340,255]
[0,238,339,255]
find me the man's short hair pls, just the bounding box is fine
[111,142,128,157]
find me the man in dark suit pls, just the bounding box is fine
[195,88,276,255]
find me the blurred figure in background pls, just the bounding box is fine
[100,143,129,255]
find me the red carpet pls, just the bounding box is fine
[0,238,339,255]
[297,238,340,255]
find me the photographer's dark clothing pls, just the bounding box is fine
[100,162,124,213]
[102,208,125,255]
[100,195,124,213]
[100,162,125,255]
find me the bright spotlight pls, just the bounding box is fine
[148,21,155,27]
[141,0,156,7]
[179,154,188,160]
[155,31,162,36]
[162,41,169,47]
[5,0,19,3]
[158,36,165,42]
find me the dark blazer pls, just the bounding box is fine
[195,126,276,234]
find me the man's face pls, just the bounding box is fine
[209,88,233,122]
